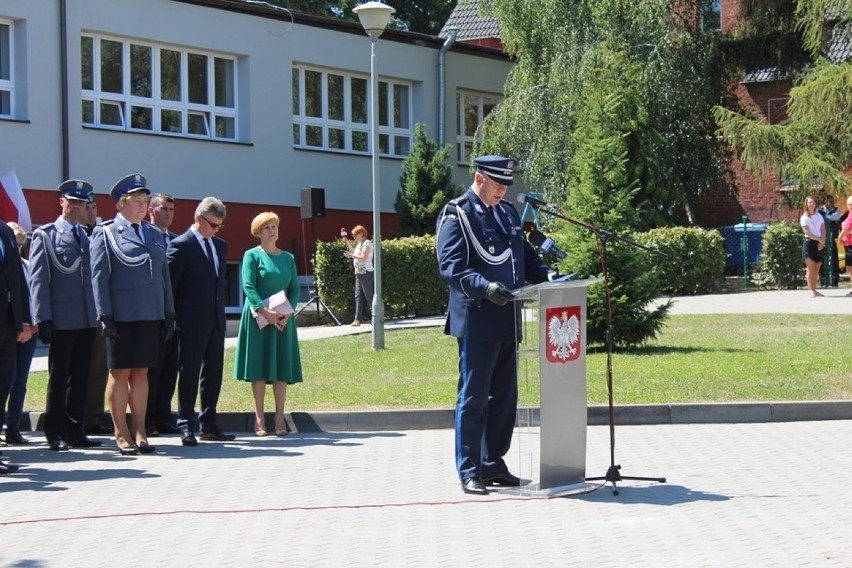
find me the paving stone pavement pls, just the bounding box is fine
[2,420,850,567]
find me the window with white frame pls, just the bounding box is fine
[0,20,14,118]
[701,0,722,33]
[456,91,501,164]
[81,34,238,140]
[292,65,413,157]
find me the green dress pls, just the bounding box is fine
[233,247,303,384]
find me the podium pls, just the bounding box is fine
[512,278,599,497]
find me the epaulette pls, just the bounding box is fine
[100,219,115,226]
[36,223,54,232]
[448,195,469,206]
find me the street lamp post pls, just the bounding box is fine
[353,1,394,350]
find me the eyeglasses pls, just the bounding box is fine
[203,216,224,230]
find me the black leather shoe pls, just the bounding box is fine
[85,423,113,435]
[49,438,69,451]
[199,428,236,442]
[482,472,528,487]
[5,427,28,445]
[137,442,156,454]
[66,435,103,448]
[461,478,489,495]
[156,423,181,435]
[118,445,139,456]
[180,432,198,447]
[0,460,20,474]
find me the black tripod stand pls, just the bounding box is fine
[295,216,341,326]
[527,200,666,495]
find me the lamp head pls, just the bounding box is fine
[353,1,395,40]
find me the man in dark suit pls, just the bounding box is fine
[0,217,33,474]
[145,193,180,436]
[29,180,101,451]
[167,197,234,446]
[436,155,551,495]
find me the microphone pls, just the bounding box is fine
[528,230,567,260]
[516,193,548,208]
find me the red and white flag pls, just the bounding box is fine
[0,169,32,232]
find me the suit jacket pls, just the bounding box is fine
[0,221,31,332]
[436,187,549,342]
[167,229,227,333]
[90,216,174,322]
[29,217,98,330]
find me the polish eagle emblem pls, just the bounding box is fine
[545,307,581,363]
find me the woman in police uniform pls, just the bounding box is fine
[90,174,175,455]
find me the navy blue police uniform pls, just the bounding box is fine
[436,156,550,494]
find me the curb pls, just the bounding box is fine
[19,401,851,434]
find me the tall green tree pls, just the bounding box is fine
[562,44,670,348]
[471,1,730,346]
[268,1,457,35]
[395,124,463,236]
[480,0,735,226]
[713,1,852,199]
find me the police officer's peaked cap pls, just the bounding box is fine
[58,179,93,202]
[473,155,516,186]
[110,173,150,202]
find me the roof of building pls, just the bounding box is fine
[439,0,501,42]
[171,0,509,59]
[743,18,850,83]
[827,21,852,62]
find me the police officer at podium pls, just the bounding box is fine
[436,155,551,496]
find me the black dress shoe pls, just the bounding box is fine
[49,438,69,451]
[66,435,103,448]
[156,423,181,435]
[482,472,528,487]
[461,478,489,495]
[85,423,113,435]
[146,425,160,437]
[180,432,198,447]
[0,460,20,474]
[5,427,28,445]
[137,442,156,454]
[199,428,236,442]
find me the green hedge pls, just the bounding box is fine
[635,226,726,295]
[753,222,804,289]
[313,235,447,321]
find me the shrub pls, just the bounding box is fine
[314,235,447,321]
[635,226,726,295]
[752,222,804,289]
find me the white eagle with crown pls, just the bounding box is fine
[548,310,580,361]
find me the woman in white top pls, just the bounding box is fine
[343,225,374,327]
[800,195,825,297]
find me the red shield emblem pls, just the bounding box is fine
[544,306,582,363]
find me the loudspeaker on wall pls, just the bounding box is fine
[300,187,326,219]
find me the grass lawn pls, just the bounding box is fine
[20,314,852,414]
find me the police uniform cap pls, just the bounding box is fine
[474,155,516,186]
[58,179,93,202]
[110,173,151,202]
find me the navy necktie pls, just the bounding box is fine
[72,226,81,245]
[488,206,505,232]
[131,223,142,241]
[204,238,216,270]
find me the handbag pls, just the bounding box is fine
[250,290,294,329]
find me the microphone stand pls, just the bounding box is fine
[529,201,667,495]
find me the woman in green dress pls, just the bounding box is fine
[234,212,302,436]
